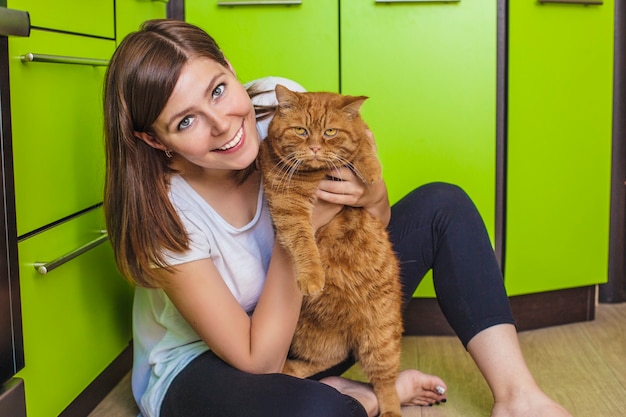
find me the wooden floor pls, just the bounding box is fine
[89,303,626,417]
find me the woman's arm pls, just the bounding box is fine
[316,170,391,226]
[158,241,301,375]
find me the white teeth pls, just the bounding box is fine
[218,127,243,151]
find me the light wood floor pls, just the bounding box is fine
[89,303,626,417]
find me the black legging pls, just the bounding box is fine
[160,182,515,417]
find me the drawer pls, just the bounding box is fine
[15,207,133,417]
[8,30,115,236]
[7,0,115,39]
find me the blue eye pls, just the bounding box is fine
[212,83,225,99]
[178,116,195,131]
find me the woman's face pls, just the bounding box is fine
[148,57,259,172]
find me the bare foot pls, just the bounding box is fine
[320,369,447,417]
[491,387,573,417]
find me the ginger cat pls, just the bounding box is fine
[257,85,403,417]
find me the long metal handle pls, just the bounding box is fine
[375,0,460,3]
[34,233,109,275]
[0,6,30,37]
[20,53,109,67]
[218,1,302,6]
[538,0,602,3]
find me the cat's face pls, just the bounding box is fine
[267,85,368,172]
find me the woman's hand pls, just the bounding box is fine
[316,166,391,226]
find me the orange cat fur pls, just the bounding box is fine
[257,85,403,417]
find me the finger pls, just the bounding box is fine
[316,187,360,206]
[326,166,354,181]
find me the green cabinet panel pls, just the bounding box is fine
[15,208,133,417]
[340,0,497,296]
[185,0,339,92]
[116,0,168,44]
[8,31,114,236]
[8,0,115,38]
[505,1,613,295]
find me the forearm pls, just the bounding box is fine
[364,179,391,226]
[248,242,302,373]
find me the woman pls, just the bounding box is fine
[104,19,573,417]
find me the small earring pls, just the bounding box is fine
[165,149,173,158]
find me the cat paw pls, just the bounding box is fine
[379,412,402,417]
[297,279,325,296]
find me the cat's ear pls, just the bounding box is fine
[342,95,369,118]
[275,84,299,109]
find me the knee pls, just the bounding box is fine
[419,182,473,211]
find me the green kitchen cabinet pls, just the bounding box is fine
[181,1,613,299]
[185,0,339,92]
[116,0,167,44]
[8,30,114,237]
[505,1,613,295]
[184,0,497,298]
[15,208,133,417]
[8,0,115,38]
[341,0,498,296]
[3,1,166,416]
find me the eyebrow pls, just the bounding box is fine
[165,72,224,130]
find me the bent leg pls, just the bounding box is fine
[387,182,514,346]
[160,350,367,417]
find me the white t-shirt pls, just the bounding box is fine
[131,76,306,417]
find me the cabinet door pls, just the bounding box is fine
[505,1,613,295]
[116,0,168,44]
[15,208,133,417]
[341,0,497,295]
[8,31,114,236]
[8,0,115,38]
[185,0,339,91]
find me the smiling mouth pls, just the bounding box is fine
[217,126,244,151]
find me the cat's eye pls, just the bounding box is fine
[294,127,308,137]
[324,128,338,138]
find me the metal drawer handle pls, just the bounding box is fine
[375,0,460,3]
[20,53,109,67]
[539,0,602,4]
[34,232,109,275]
[0,6,30,37]
[218,1,302,6]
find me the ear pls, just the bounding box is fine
[135,131,167,152]
[342,95,368,117]
[275,84,300,109]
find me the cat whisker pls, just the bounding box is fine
[327,154,369,184]
[271,153,305,194]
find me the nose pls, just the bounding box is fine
[206,108,230,137]
[310,145,320,154]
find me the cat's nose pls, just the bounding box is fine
[310,146,320,154]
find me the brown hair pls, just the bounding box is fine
[103,19,232,287]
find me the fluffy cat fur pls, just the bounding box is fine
[257,85,403,417]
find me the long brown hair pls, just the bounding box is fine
[103,19,232,287]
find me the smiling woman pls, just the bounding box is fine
[136,57,259,173]
[102,19,574,417]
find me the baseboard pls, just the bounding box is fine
[0,378,26,417]
[59,342,133,417]
[403,285,596,336]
